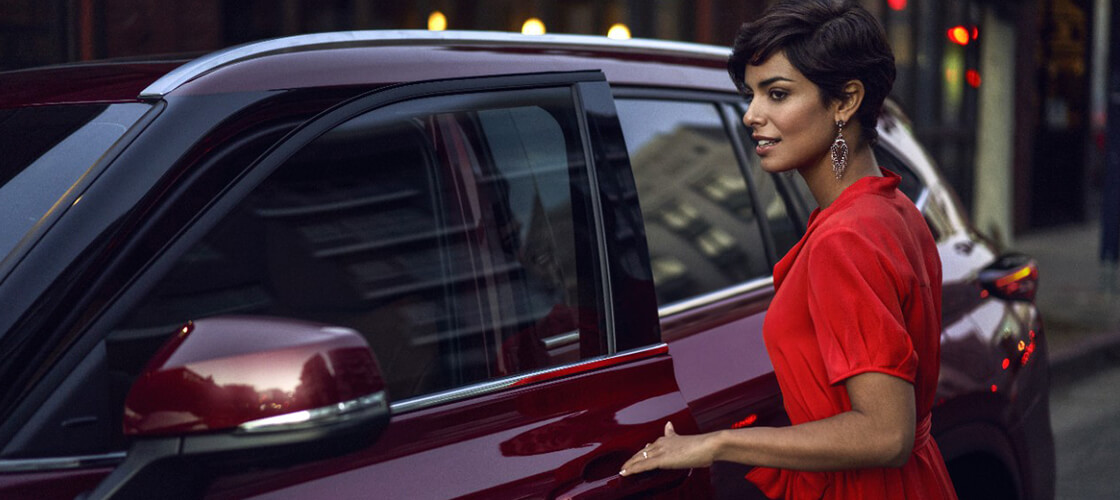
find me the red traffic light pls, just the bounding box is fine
[948,26,970,45]
[966,69,981,88]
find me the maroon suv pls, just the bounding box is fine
[0,31,1053,499]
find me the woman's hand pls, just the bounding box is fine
[619,421,717,476]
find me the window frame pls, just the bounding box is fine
[111,72,644,412]
[230,85,611,398]
[612,87,790,316]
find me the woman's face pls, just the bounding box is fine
[741,51,838,175]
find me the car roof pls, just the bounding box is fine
[0,60,187,109]
[2,31,738,109]
[146,30,735,97]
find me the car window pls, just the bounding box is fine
[724,104,803,259]
[615,99,770,307]
[114,87,605,402]
[0,103,149,262]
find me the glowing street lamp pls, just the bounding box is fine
[428,11,447,31]
[607,23,631,40]
[522,18,546,35]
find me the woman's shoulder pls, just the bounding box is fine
[819,193,908,233]
[808,193,921,256]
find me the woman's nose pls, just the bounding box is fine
[742,107,759,128]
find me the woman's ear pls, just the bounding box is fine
[835,80,865,124]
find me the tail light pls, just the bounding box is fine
[979,253,1039,302]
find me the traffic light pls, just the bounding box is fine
[947,25,979,46]
[948,25,970,45]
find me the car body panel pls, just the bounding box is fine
[205,353,706,499]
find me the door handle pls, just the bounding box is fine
[552,460,692,500]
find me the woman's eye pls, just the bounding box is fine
[769,90,788,101]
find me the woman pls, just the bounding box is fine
[619,1,957,498]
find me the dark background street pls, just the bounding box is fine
[1018,222,1120,500]
[1051,361,1120,499]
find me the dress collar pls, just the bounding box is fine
[773,169,902,290]
[805,168,901,229]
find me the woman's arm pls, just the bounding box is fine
[619,372,915,476]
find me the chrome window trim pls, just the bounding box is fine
[0,451,126,473]
[656,276,774,318]
[390,342,668,414]
[914,188,930,212]
[140,30,730,99]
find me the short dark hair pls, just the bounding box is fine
[728,0,895,143]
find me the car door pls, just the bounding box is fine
[0,72,708,499]
[613,93,806,498]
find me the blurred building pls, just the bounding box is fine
[0,0,1107,243]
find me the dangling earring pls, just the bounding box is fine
[830,120,848,180]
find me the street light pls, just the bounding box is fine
[522,18,546,35]
[428,11,447,31]
[607,24,631,40]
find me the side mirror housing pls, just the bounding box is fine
[85,316,389,500]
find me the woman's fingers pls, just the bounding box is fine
[620,437,663,476]
[620,444,658,476]
[620,421,707,476]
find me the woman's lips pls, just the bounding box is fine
[755,138,780,155]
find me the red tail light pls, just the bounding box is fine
[979,253,1039,302]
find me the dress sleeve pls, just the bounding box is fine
[806,227,918,386]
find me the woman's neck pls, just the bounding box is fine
[800,144,881,209]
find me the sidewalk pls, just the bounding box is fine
[1011,220,1120,385]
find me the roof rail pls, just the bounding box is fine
[139,30,731,99]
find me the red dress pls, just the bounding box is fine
[745,170,958,499]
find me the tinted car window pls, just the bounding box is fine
[725,104,803,259]
[116,87,603,402]
[0,103,149,261]
[616,99,769,306]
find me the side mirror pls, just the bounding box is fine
[84,316,389,500]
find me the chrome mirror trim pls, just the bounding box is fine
[237,392,388,434]
[140,30,730,99]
